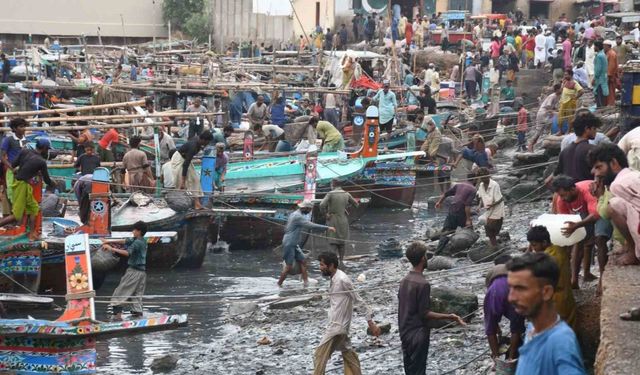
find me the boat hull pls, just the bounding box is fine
[112,211,210,269]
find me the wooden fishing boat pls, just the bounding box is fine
[0,169,177,296]
[111,201,213,269]
[0,233,188,374]
[206,192,370,250]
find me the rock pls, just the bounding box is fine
[492,134,518,149]
[368,321,392,336]
[427,256,456,270]
[273,348,284,355]
[512,151,549,167]
[468,244,502,263]
[494,175,520,193]
[506,182,545,202]
[269,295,319,310]
[541,135,563,154]
[228,302,258,317]
[428,287,479,329]
[257,336,271,345]
[150,354,179,373]
[377,238,403,259]
[440,228,480,257]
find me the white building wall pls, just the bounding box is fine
[0,0,166,38]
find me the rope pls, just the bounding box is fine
[325,306,487,373]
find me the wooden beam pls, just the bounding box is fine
[1,112,221,124]
[1,100,146,117]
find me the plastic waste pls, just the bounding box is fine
[530,214,587,247]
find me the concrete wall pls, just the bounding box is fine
[291,0,336,37]
[0,0,165,38]
[211,0,294,51]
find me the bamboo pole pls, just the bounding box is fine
[0,121,174,132]
[1,112,222,124]
[2,100,147,117]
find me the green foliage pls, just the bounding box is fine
[162,0,211,41]
[184,13,211,43]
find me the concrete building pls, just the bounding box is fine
[0,0,166,47]
[211,0,340,51]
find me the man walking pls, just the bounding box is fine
[399,241,466,374]
[320,179,358,265]
[278,201,335,287]
[313,252,380,375]
[507,253,586,374]
[476,168,505,248]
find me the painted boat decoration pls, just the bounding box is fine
[0,233,187,374]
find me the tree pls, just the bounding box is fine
[162,0,211,42]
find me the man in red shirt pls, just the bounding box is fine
[551,175,599,289]
[98,127,120,162]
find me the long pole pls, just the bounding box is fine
[289,0,313,52]
[0,121,174,132]
[2,100,147,117]
[0,112,221,124]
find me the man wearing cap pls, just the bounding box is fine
[277,201,335,287]
[604,40,618,106]
[373,80,398,134]
[0,139,54,240]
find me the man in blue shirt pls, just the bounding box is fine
[507,252,586,375]
[454,135,493,175]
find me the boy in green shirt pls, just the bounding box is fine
[500,80,516,101]
[102,221,148,321]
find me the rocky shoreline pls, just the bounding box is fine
[174,200,551,374]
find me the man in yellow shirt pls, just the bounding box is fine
[527,225,577,329]
[309,117,345,152]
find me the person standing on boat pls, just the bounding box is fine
[277,201,335,287]
[247,95,268,131]
[158,130,176,163]
[185,97,208,139]
[97,127,120,162]
[67,122,93,159]
[320,179,358,266]
[0,139,54,240]
[122,136,155,193]
[373,80,397,134]
[212,143,228,192]
[1,118,27,208]
[74,143,100,176]
[308,117,345,152]
[171,130,213,210]
[102,220,148,321]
